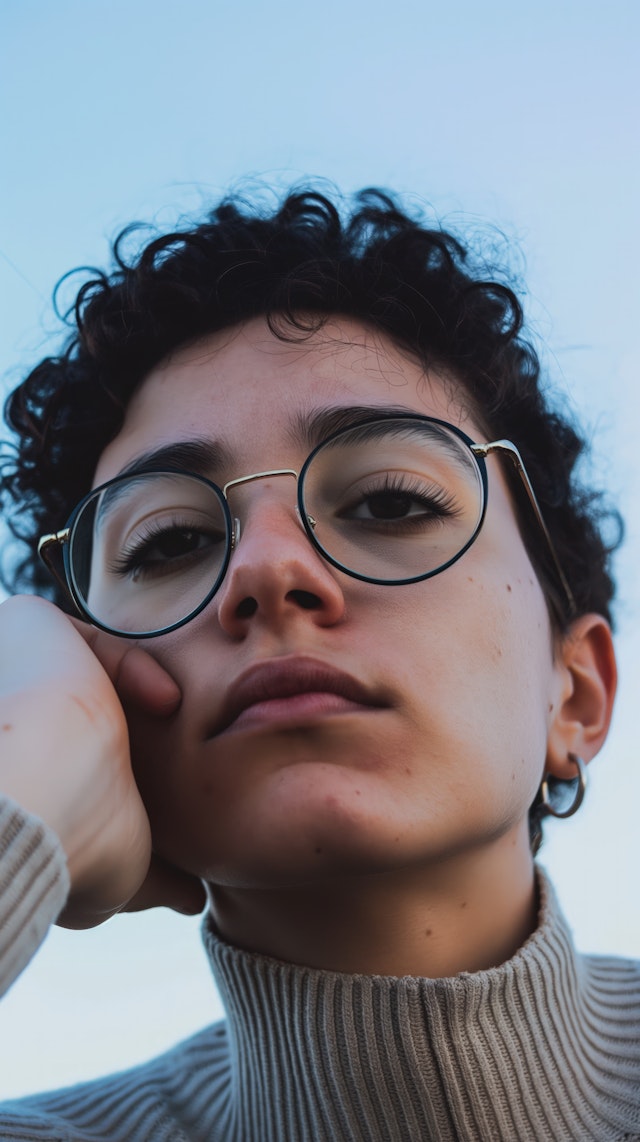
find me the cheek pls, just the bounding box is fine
[125,709,183,813]
[471,590,553,796]
[383,569,554,769]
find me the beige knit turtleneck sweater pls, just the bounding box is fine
[1,794,639,1141]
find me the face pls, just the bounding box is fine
[94,317,563,888]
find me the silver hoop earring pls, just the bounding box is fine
[540,754,587,819]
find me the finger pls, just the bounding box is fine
[117,648,182,716]
[70,619,182,716]
[124,855,207,916]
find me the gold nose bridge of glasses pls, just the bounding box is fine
[222,467,317,549]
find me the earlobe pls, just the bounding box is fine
[545,613,617,780]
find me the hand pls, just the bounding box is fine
[0,595,205,928]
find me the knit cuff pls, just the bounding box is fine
[0,795,70,997]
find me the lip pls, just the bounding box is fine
[210,656,389,737]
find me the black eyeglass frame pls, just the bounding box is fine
[37,414,576,639]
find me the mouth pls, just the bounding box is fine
[211,656,389,737]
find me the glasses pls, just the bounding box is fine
[38,414,575,638]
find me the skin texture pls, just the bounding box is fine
[83,316,616,976]
[0,316,615,970]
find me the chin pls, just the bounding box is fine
[145,765,410,886]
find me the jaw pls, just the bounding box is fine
[205,821,537,977]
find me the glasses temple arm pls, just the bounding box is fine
[37,529,76,603]
[472,440,577,619]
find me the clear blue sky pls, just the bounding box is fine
[1,0,638,1097]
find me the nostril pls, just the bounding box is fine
[288,590,323,611]
[236,597,259,619]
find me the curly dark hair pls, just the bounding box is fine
[0,186,621,850]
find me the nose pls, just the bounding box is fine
[215,477,346,638]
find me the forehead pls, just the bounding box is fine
[94,316,482,484]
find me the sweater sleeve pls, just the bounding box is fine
[0,794,70,997]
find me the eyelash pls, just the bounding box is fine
[109,518,222,579]
[341,475,460,525]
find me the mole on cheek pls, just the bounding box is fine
[2,724,12,732]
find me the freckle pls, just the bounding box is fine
[393,836,400,843]
[506,583,512,592]
[314,846,323,855]
[460,901,467,909]
[2,724,12,731]
[548,702,553,712]
[355,789,361,796]
[404,766,411,775]
[467,576,474,583]
[425,928,433,937]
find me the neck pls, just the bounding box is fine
[207,826,537,977]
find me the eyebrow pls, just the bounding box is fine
[115,438,233,480]
[289,404,440,449]
[95,440,233,525]
[112,404,455,482]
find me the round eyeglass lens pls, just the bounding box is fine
[69,472,231,635]
[300,418,485,583]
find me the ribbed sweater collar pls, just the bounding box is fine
[202,870,640,1141]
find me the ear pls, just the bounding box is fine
[545,613,617,779]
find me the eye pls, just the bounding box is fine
[339,477,458,527]
[142,528,208,560]
[110,520,226,580]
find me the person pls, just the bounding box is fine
[0,187,638,1142]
